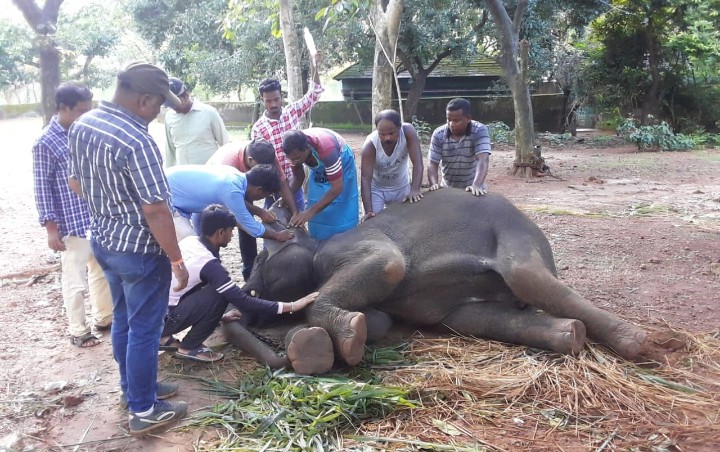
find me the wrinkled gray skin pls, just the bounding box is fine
[225,189,647,370]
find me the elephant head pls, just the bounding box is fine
[243,201,319,301]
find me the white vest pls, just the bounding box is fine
[369,125,410,189]
[168,236,215,306]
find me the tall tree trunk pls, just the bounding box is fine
[12,0,64,127]
[279,0,302,102]
[485,0,536,178]
[370,0,403,119]
[403,71,427,119]
[640,19,661,124]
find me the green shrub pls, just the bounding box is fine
[411,115,432,145]
[616,118,695,151]
[486,121,514,144]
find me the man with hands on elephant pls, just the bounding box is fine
[160,204,317,363]
[360,109,424,222]
[428,98,492,196]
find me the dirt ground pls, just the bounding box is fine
[0,117,718,451]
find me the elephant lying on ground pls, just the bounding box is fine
[224,189,648,373]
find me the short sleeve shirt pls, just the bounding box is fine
[206,140,286,181]
[429,120,491,188]
[304,128,346,182]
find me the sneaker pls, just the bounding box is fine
[119,380,179,410]
[128,400,188,436]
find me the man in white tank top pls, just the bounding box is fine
[360,110,424,221]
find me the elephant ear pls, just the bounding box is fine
[265,227,317,262]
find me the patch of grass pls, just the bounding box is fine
[628,203,677,216]
[521,205,610,218]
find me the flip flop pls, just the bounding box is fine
[159,337,182,351]
[71,332,100,348]
[175,346,224,363]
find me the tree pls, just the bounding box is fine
[0,19,36,99]
[12,0,63,125]
[279,0,303,101]
[369,0,402,118]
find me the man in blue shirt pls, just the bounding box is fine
[166,164,294,244]
[32,82,113,348]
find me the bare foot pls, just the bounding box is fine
[338,312,367,366]
[286,327,334,375]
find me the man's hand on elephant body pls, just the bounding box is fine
[221,309,243,323]
[258,209,277,224]
[274,229,294,242]
[404,189,424,203]
[289,211,313,228]
[361,211,376,222]
[281,291,319,314]
[465,185,487,196]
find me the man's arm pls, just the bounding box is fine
[164,122,177,167]
[289,163,306,193]
[32,143,64,251]
[427,128,444,191]
[403,124,425,203]
[142,201,188,290]
[211,109,231,146]
[360,138,377,221]
[245,200,277,224]
[278,179,299,217]
[466,123,492,196]
[290,176,342,228]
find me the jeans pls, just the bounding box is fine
[91,241,171,413]
[238,228,258,280]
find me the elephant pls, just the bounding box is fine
[223,189,648,373]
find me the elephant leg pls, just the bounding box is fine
[496,252,646,359]
[364,308,393,342]
[309,245,406,365]
[285,326,334,375]
[221,320,289,369]
[441,302,586,355]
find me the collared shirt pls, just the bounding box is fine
[251,82,324,179]
[429,120,492,188]
[166,165,265,238]
[32,116,92,238]
[68,101,171,255]
[164,100,230,167]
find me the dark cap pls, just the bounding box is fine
[117,61,181,108]
[168,77,187,97]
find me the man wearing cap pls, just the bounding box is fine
[67,61,190,436]
[164,77,230,166]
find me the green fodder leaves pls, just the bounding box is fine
[187,366,418,450]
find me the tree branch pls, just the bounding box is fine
[512,0,528,37]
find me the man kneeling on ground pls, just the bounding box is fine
[160,204,317,362]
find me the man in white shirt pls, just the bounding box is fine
[164,77,230,166]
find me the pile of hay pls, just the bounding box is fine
[186,328,719,451]
[353,330,720,451]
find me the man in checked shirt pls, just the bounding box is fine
[32,82,113,348]
[251,56,323,214]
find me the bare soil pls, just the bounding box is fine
[0,118,718,451]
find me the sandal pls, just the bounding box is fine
[175,346,224,363]
[159,337,182,351]
[71,332,100,348]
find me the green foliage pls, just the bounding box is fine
[617,118,695,151]
[411,115,432,146]
[486,121,513,144]
[537,131,574,146]
[0,19,35,89]
[186,365,417,450]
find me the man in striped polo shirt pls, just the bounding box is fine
[68,62,189,436]
[428,98,492,196]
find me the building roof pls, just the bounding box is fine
[333,57,503,80]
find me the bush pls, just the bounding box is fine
[486,121,514,144]
[411,115,432,145]
[616,118,695,151]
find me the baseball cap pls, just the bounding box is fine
[116,61,181,108]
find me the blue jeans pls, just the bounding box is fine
[91,241,171,413]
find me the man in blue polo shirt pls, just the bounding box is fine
[166,164,294,245]
[428,98,492,196]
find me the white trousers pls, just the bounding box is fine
[60,235,113,337]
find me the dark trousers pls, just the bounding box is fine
[161,285,228,350]
[238,229,257,280]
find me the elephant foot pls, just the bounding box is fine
[286,327,334,375]
[338,312,367,366]
[549,319,586,355]
[605,322,647,360]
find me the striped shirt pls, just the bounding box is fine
[68,101,171,255]
[304,128,346,182]
[429,120,491,188]
[32,116,92,238]
[251,82,323,179]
